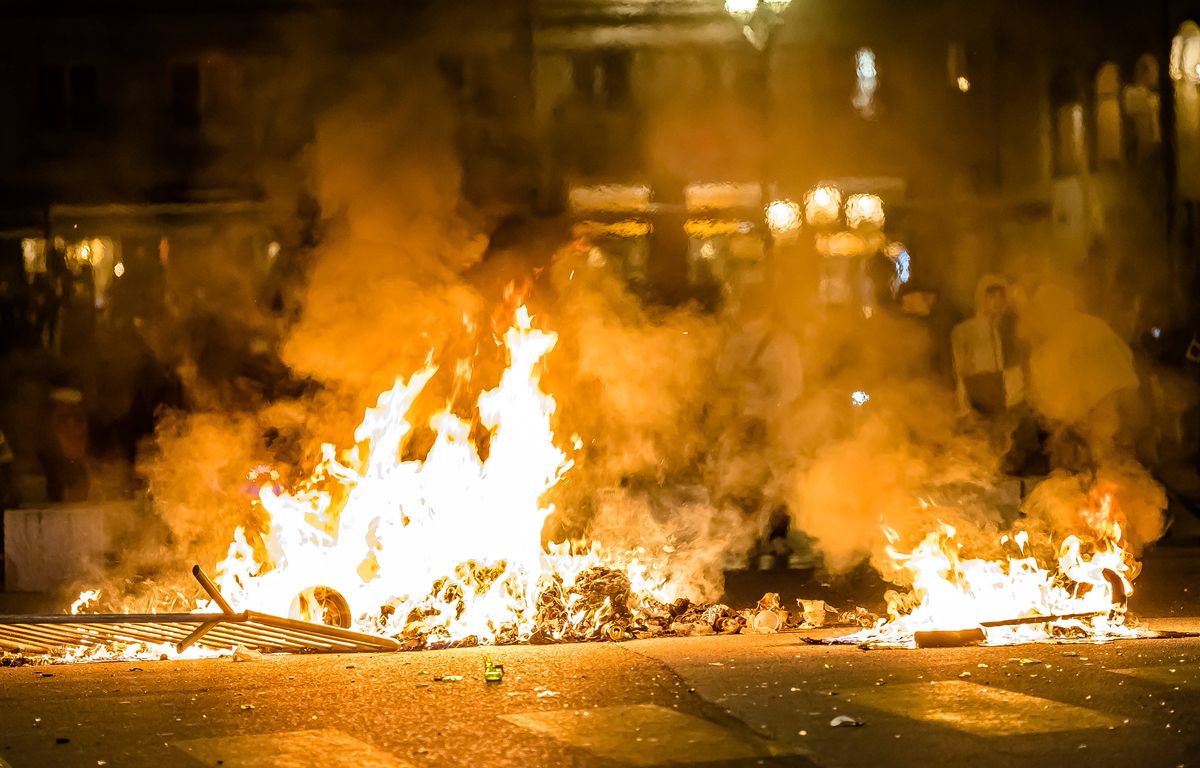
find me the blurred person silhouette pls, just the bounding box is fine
[37,388,91,503]
[952,275,1042,473]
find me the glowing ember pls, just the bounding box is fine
[842,489,1144,648]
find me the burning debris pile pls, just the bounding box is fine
[834,488,1145,648]
[10,292,1166,660]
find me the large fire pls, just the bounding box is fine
[44,304,1153,659]
[204,304,674,646]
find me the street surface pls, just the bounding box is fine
[1,617,1199,768]
[2,547,1200,767]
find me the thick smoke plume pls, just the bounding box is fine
[99,38,1182,615]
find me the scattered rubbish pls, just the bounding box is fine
[239,704,254,711]
[838,607,880,628]
[757,593,782,611]
[39,672,54,678]
[830,716,864,727]
[958,672,972,678]
[433,675,463,682]
[231,646,263,663]
[752,610,784,633]
[484,658,504,683]
[1010,658,1041,666]
[602,622,627,642]
[1062,651,1080,657]
[796,600,878,629]
[415,683,429,688]
[534,687,559,698]
[798,600,829,628]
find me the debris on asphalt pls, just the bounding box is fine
[757,593,782,611]
[838,607,880,628]
[798,599,829,627]
[231,646,263,663]
[534,687,559,698]
[239,704,254,711]
[433,675,463,682]
[830,715,864,727]
[751,610,784,633]
[1010,658,1042,666]
[484,658,504,683]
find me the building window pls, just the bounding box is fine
[36,64,102,131]
[1123,53,1161,160]
[1051,69,1085,176]
[601,50,632,108]
[36,65,66,130]
[852,47,878,119]
[1094,63,1122,165]
[1171,22,1200,84]
[947,42,970,93]
[170,61,202,127]
[1173,23,1200,198]
[68,64,99,129]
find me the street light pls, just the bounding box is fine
[724,0,792,51]
[765,198,802,237]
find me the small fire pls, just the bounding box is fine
[844,489,1142,647]
[208,304,673,645]
[70,590,101,615]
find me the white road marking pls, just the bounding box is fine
[501,702,796,766]
[845,680,1123,736]
[174,728,411,768]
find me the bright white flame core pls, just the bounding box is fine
[210,305,671,645]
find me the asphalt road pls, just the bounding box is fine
[2,617,1200,768]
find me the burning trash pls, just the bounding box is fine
[833,489,1148,649]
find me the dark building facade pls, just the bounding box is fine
[0,0,1197,328]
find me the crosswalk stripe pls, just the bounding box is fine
[843,680,1123,736]
[1108,666,1197,688]
[174,728,411,768]
[501,703,799,766]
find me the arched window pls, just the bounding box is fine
[1172,22,1200,198]
[1171,21,1200,84]
[1095,63,1122,164]
[1051,68,1085,175]
[1123,53,1161,160]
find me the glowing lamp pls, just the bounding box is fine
[804,185,843,226]
[765,199,802,236]
[845,193,885,229]
[724,0,759,18]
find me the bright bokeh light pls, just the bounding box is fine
[845,193,885,229]
[957,76,971,92]
[765,198,802,236]
[724,0,758,17]
[113,261,125,278]
[804,185,842,226]
[851,390,870,407]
